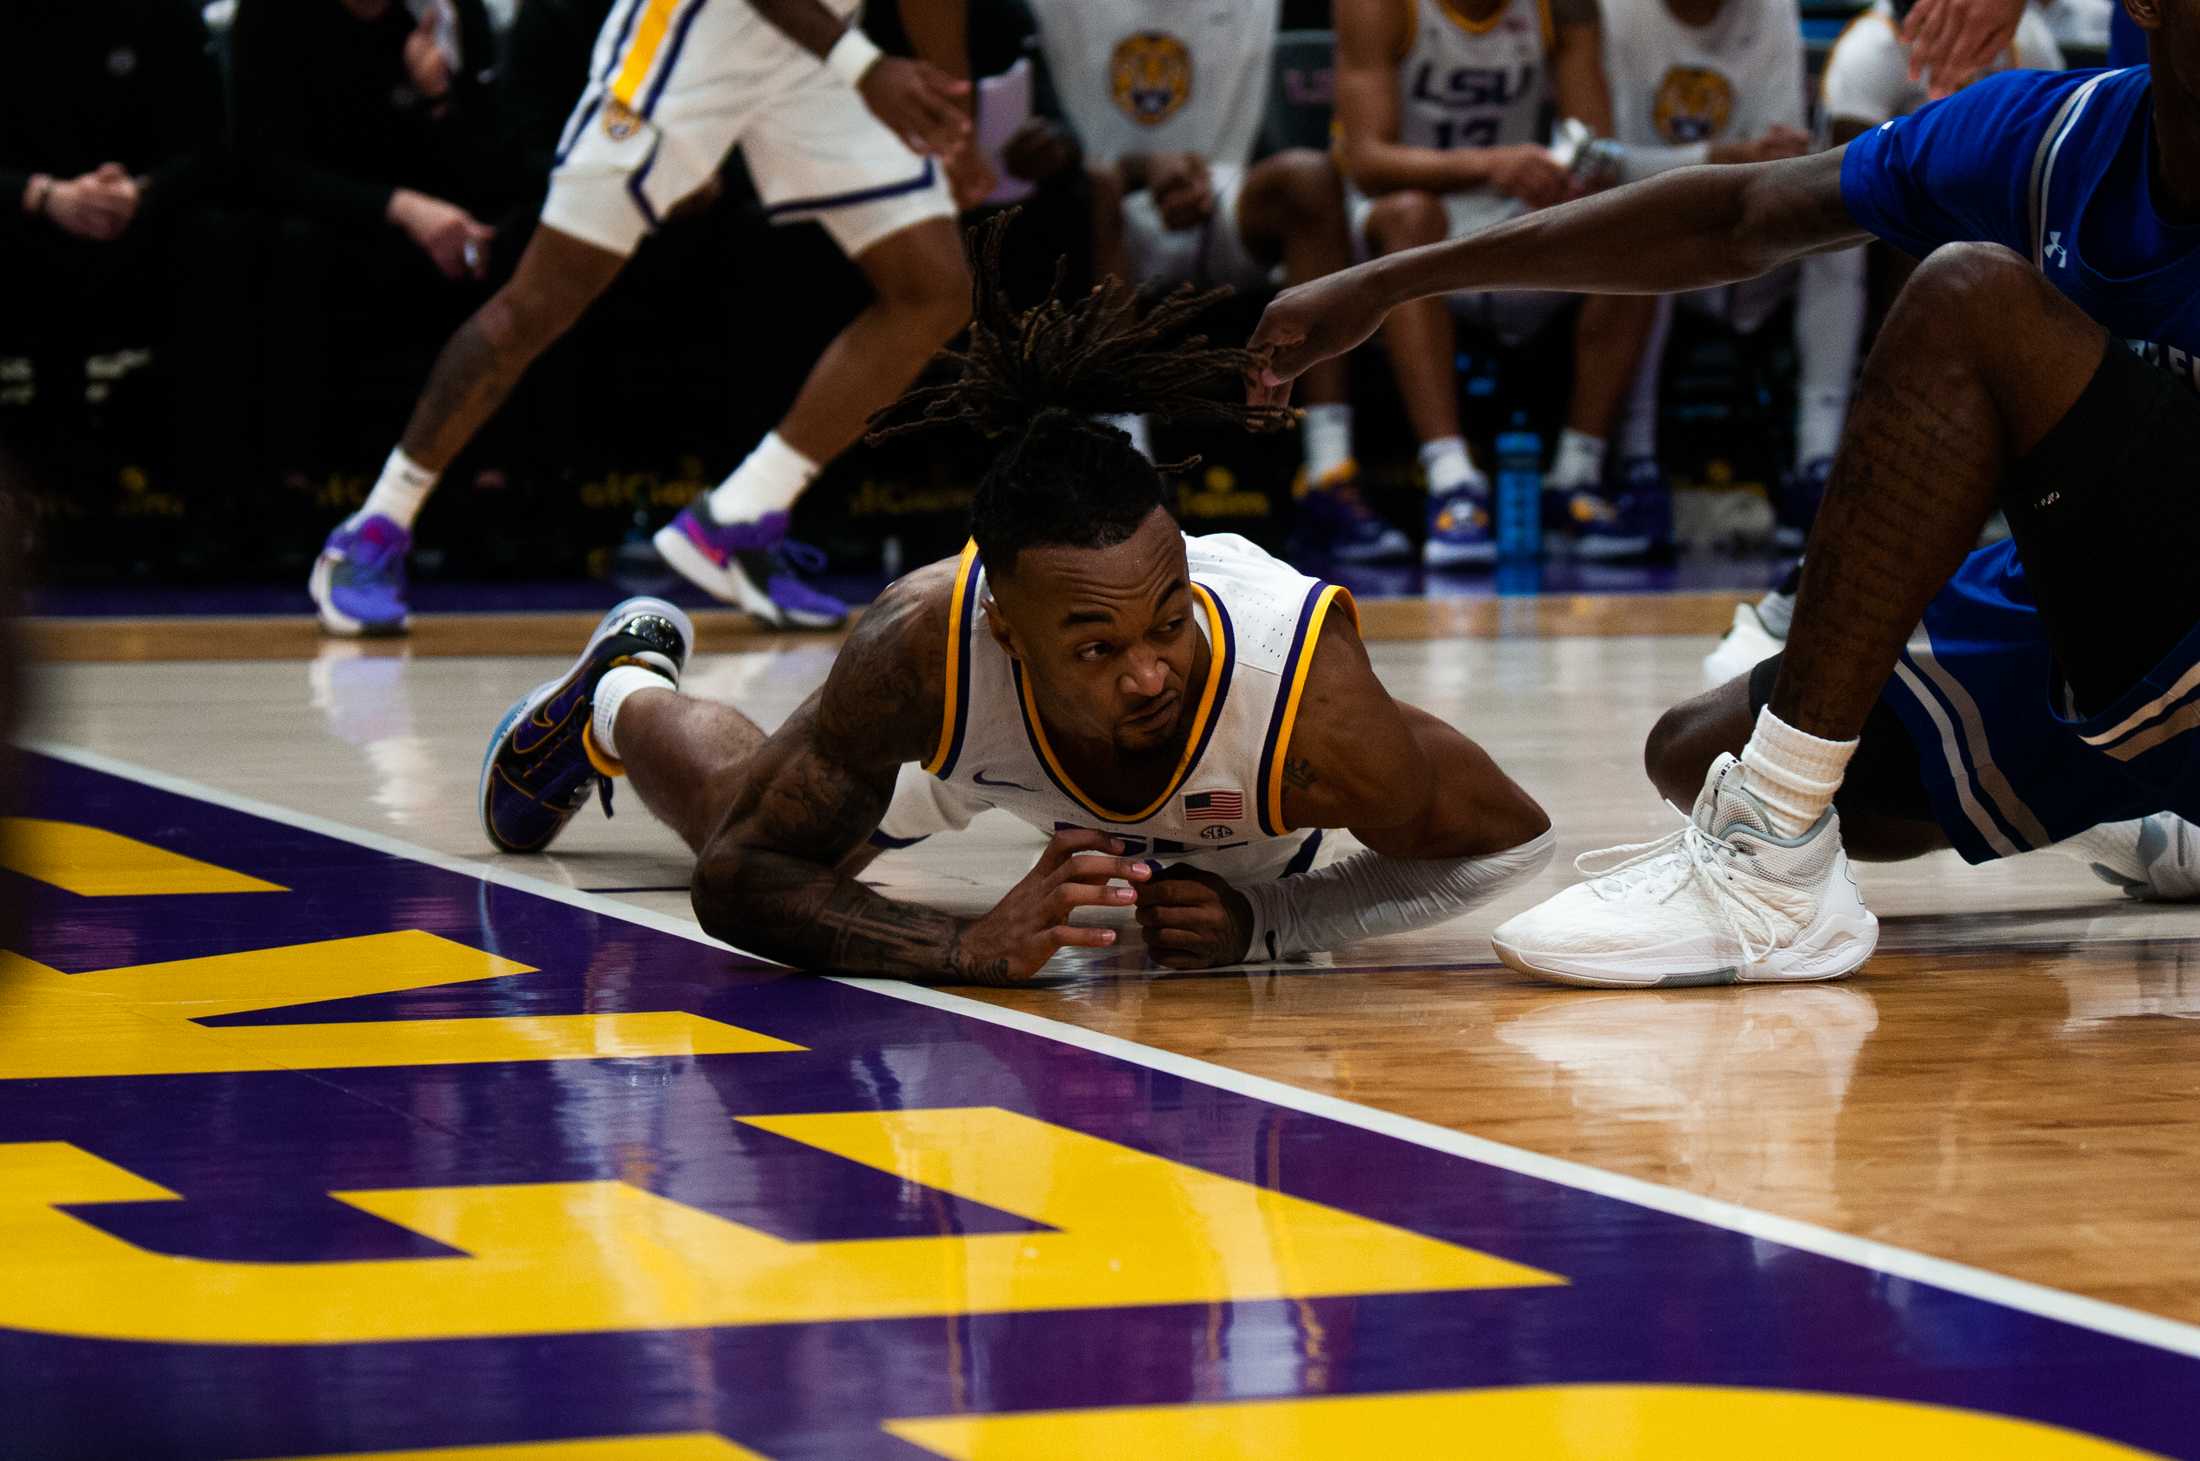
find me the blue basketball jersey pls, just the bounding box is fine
[2110,6,2145,70]
[1841,67,2200,396]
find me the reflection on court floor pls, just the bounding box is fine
[4,749,2196,1457]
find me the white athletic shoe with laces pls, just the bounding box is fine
[2065,814,2200,902]
[1492,753,1879,988]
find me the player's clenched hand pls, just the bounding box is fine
[955,829,1152,983]
[1900,0,2025,97]
[1136,864,1254,970]
[857,56,972,158]
[1486,145,1570,209]
[1246,267,1391,408]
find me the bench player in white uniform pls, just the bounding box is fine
[1028,0,1422,567]
[1597,0,1827,548]
[1335,0,1663,563]
[1698,0,2062,682]
[1771,0,2065,541]
[310,0,975,639]
[479,226,1554,980]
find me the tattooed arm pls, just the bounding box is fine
[691,568,1150,983]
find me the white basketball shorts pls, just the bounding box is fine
[544,0,954,259]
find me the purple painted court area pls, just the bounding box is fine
[8,751,2197,1459]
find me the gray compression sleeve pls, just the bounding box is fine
[1238,830,1557,961]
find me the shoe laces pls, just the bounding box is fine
[1574,816,1781,965]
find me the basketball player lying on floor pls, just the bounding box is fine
[1250,18,2200,988]
[479,221,1554,983]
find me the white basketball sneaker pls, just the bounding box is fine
[1492,754,1879,988]
[2065,814,2200,902]
[1703,566,1799,687]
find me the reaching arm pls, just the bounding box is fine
[1248,147,1863,399]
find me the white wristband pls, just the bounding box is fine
[825,25,883,87]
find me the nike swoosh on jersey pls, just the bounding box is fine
[972,770,1038,792]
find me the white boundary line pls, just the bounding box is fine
[27,737,2200,1363]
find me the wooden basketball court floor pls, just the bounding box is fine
[9,591,2200,1458]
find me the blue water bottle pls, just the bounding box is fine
[1495,413,1543,559]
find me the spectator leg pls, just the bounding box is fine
[1565,294,1660,439]
[1086,164,1130,287]
[1361,191,1462,449]
[1236,150,1353,408]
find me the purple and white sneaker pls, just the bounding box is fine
[652,506,848,629]
[309,514,412,637]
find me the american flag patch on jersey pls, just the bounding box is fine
[1183,789,1243,822]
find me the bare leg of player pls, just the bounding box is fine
[1771,244,2102,740]
[1494,243,2117,986]
[773,217,971,467]
[652,215,971,628]
[311,226,628,636]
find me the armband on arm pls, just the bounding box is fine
[825,24,883,86]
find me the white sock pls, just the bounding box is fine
[354,447,438,531]
[1101,412,1152,461]
[1737,705,1856,839]
[706,432,818,526]
[1619,295,1674,461]
[1546,428,1607,492]
[590,663,676,764]
[1301,403,1353,482]
[1795,244,1864,468]
[1795,387,1850,468]
[1418,436,1484,495]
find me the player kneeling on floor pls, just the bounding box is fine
[479,216,1553,982]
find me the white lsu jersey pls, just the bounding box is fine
[1026,0,1279,168]
[1820,0,2063,127]
[875,533,1356,884]
[1604,0,1806,150]
[1396,0,1555,154]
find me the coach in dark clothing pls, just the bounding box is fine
[232,0,510,471]
[232,0,507,278]
[0,0,227,423]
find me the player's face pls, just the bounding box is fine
[990,510,1202,756]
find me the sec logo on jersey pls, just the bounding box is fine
[1112,31,1194,125]
[1652,65,1735,143]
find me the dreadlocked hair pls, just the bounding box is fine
[865,209,1296,576]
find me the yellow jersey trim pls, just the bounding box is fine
[1437,0,1514,38]
[1015,584,1230,825]
[1263,585,1359,837]
[610,0,682,109]
[923,540,982,776]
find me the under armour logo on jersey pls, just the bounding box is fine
[2045,231,2070,268]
